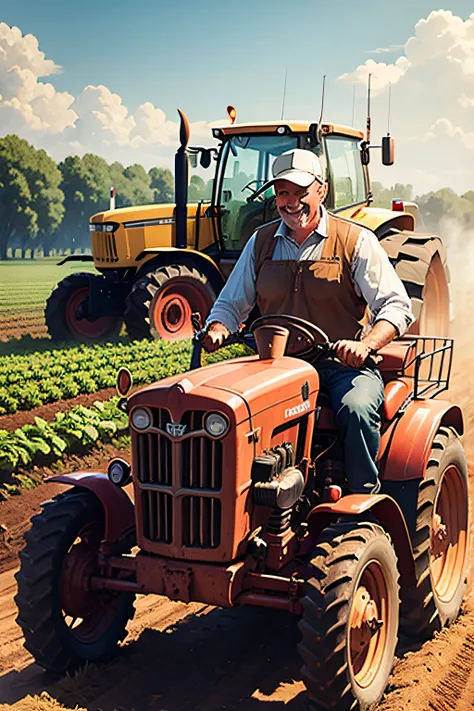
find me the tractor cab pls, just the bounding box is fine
[205,121,372,259]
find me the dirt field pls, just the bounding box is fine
[0,282,473,710]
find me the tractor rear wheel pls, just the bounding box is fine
[124,264,216,341]
[298,521,399,711]
[409,253,450,337]
[15,490,135,674]
[401,426,469,640]
[45,272,122,341]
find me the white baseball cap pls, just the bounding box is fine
[254,149,325,197]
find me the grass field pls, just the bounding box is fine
[0,259,98,342]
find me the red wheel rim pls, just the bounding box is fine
[348,561,389,689]
[430,464,468,603]
[65,286,118,339]
[150,279,213,341]
[60,521,123,644]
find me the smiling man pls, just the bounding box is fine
[203,148,414,495]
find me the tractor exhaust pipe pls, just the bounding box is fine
[175,109,190,249]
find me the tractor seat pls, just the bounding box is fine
[377,341,416,382]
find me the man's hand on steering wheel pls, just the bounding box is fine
[201,322,230,353]
[334,340,372,368]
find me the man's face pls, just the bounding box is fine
[274,178,328,232]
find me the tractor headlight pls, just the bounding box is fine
[108,458,132,487]
[204,412,229,438]
[89,222,119,233]
[131,407,152,430]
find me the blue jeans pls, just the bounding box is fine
[317,361,385,494]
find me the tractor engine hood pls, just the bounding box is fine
[128,354,320,425]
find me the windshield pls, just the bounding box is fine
[216,135,301,250]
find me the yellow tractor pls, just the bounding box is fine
[45,109,450,341]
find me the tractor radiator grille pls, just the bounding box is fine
[135,409,224,550]
[182,496,221,548]
[141,490,173,543]
[92,233,118,263]
[181,437,222,490]
[136,433,172,486]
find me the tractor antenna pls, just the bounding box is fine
[366,73,372,143]
[351,85,356,127]
[280,68,288,120]
[387,82,392,135]
[318,75,326,129]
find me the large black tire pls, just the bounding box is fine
[45,272,123,341]
[379,230,450,337]
[15,490,135,674]
[401,426,469,640]
[124,264,216,341]
[298,521,399,711]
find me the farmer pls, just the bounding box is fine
[202,148,414,495]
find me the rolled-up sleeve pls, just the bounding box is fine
[352,229,415,336]
[205,232,258,333]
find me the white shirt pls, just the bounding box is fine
[207,206,415,336]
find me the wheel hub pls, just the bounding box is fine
[162,296,187,333]
[350,586,383,652]
[61,542,101,618]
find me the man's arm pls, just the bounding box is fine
[202,232,258,351]
[335,228,415,367]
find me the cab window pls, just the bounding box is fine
[325,136,367,209]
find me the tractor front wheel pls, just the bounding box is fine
[401,426,469,640]
[45,272,122,341]
[124,265,216,341]
[15,490,135,674]
[299,521,399,711]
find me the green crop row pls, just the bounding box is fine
[0,399,129,477]
[0,340,250,415]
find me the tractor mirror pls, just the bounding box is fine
[382,136,395,166]
[188,152,198,168]
[200,149,212,169]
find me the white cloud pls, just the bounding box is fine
[367,44,405,55]
[0,22,219,170]
[340,10,474,194]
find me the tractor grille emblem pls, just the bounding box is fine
[166,422,187,437]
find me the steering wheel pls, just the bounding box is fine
[250,314,330,360]
[241,179,267,203]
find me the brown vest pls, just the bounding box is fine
[254,214,366,342]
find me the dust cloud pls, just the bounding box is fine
[441,217,474,461]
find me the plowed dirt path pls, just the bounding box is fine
[0,282,473,711]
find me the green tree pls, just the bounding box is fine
[122,164,152,205]
[149,167,174,203]
[58,153,110,252]
[416,188,474,235]
[0,135,64,259]
[371,182,413,209]
[188,175,207,202]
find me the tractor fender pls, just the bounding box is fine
[306,494,417,588]
[381,400,463,482]
[47,472,135,544]
[134,248,226,295]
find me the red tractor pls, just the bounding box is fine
[16,318,469,711]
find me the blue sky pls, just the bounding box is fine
[1,0,472,123]
[1,2,474,192]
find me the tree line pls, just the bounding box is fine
[1,133,473,260]
[0,134,210,259]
